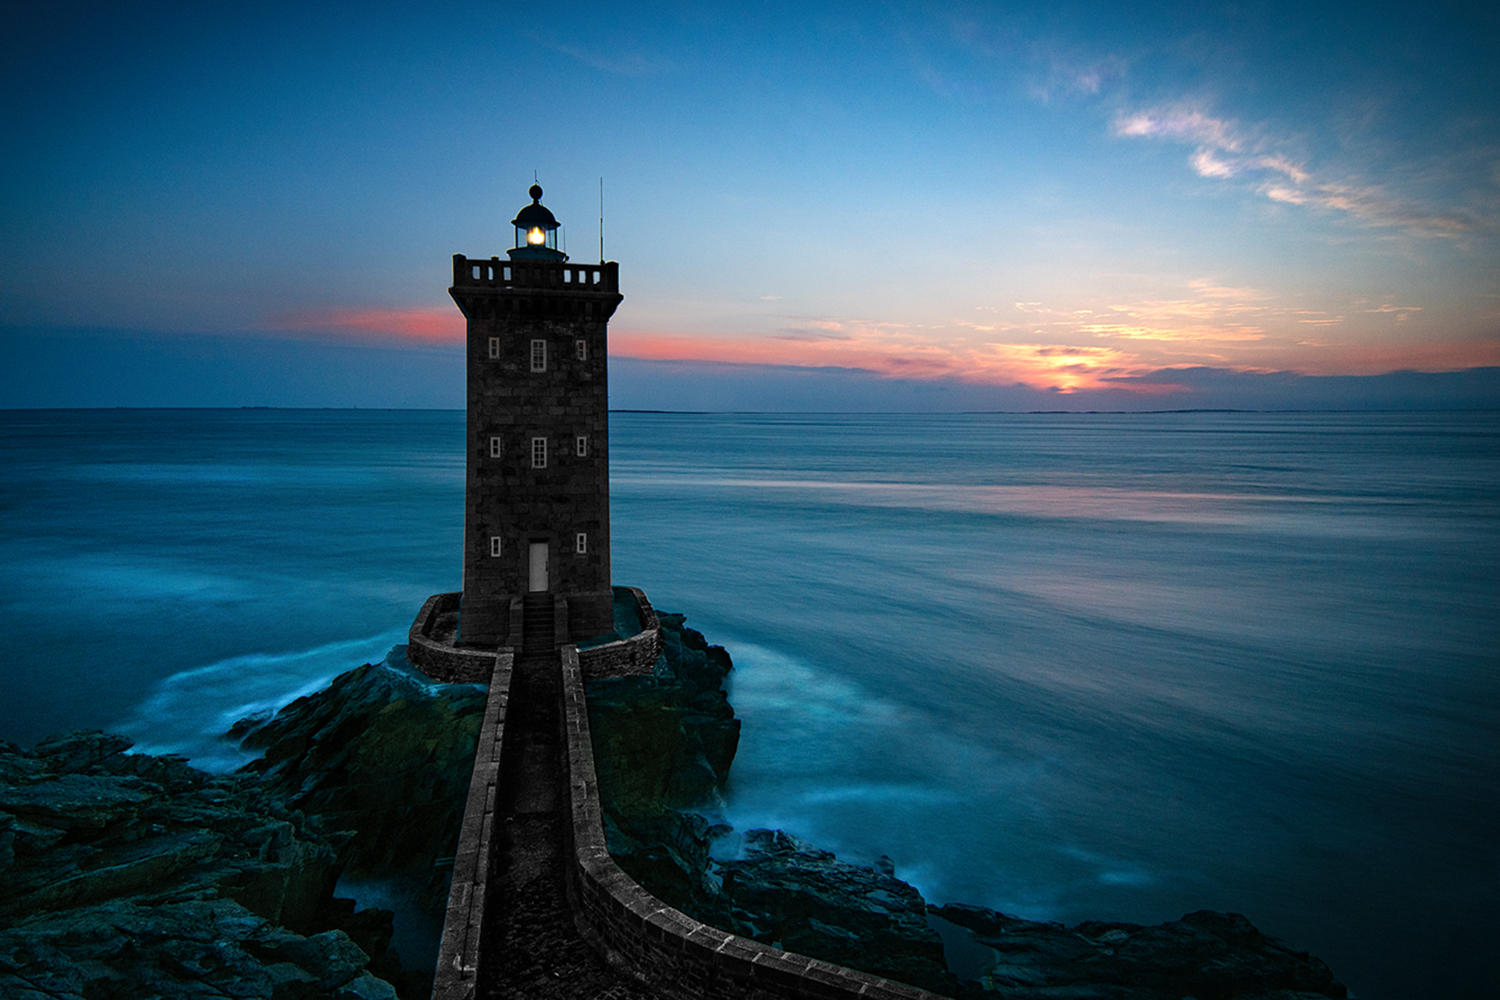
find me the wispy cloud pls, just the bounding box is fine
[614,321,1142,394]
[552,43,669,77]
[263,307,463,342]
[1115,106,1476,237]
[1114,110,1240,150]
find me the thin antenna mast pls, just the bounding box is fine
[599,177,605,263]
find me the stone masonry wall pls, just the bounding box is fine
[432,651,514,998]
[577,587,663,681]
[407,592,500,683]
[454,256,621,645]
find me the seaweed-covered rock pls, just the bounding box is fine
[232,653,486,909]
[586,611,741,909]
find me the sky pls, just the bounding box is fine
[2,0,1498,411]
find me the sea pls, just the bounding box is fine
[1,408,1495,1000]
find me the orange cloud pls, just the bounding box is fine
[612,330,1146,393]
[264,307,464,342]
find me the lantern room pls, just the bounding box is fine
[509,183,568,261]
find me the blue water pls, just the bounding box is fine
[2,409,1496,1000]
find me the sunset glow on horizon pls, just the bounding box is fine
[3,1,1496,409]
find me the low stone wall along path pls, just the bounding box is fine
[474,646,659,1000]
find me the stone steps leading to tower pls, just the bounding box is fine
[521,594,554,657]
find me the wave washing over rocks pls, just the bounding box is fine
[2,616,1349,999]
[589,613,1351,1000]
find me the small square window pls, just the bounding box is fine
[489,535,502,558]
[530,339,546,372]
[576,339,587,361]
[575,435,588,457]
[487,337,500,360]
[489,435,502,459]
[575,532,587,554]
[531,436,547,469]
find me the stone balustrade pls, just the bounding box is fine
[452,254,619,294]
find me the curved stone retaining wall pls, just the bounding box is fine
[432,651,513,998]
[577,586,663,680]
[558,646,945,1000]
[407,592,499,683]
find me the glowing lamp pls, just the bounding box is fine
[508,183,568,261]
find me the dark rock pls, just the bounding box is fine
[233,653,486,912]
[0,650,484,1000]
[0,736,392,999]
[933,903,1348,1000]
[710,828,959,996]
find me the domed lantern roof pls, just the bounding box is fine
[508,184,568,261]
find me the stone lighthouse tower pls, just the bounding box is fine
[447,184,622,649]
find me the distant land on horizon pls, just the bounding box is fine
[3,327,1498,413]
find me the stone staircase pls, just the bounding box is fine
[521,594,554,658]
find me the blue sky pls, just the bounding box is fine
[3,1,1497,409]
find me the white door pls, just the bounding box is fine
[528,542,548,592]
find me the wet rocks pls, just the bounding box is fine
[0,730,397,999]
[232,653,486,910]
[933,904,1348,999]
[709,828,959,995]
[1,652,486,1000]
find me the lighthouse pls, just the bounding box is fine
[447,184,622,649]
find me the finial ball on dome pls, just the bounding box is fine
[529,184,543,201]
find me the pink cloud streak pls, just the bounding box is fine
[264,307,465,342]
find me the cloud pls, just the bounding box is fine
[552,43,668,77]
[262,307,464,342]
[612,325,1141,394]
[1115,105,1475,237]
[775,327,854,342]
[1113,110,1239,150]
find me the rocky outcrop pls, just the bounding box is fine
[0,730,401,999]
[231,654,487,912]
[1,653,487,1000]
[585,614,1349,1000]
[934,904,1346,1000]
[587,613,959,995]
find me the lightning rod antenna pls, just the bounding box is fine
[599,177,605,263]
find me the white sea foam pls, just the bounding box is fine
[114,630,406,772]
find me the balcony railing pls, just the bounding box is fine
[452,255,618,293]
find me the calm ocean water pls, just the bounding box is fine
[1,408,1495,999]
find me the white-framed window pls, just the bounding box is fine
[575,435,588,457]
[489,435,502,459]
[489,535,502,557]
[530,339,546,372]
[531,436,547,469]
[487,337,500,360]
[575,532,587,554]
[576,339,587,361]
